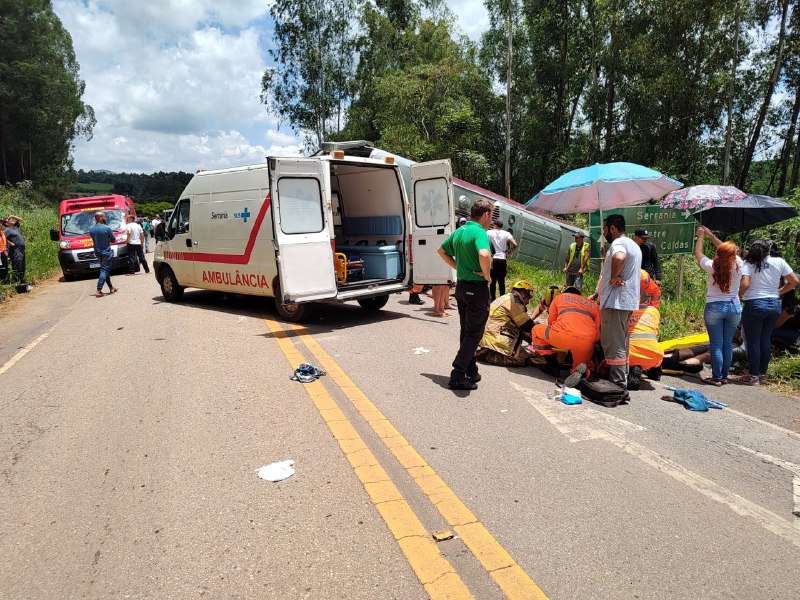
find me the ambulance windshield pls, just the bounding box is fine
[62,209,126,236]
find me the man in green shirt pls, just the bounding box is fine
[437,198,494,390]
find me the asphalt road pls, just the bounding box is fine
[2,267,800,599]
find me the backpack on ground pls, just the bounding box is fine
[579,378,629,407]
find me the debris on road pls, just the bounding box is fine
[432,530,454,542]
[290,363,325,383]
[413,347,430,355]
[257,460,295,482]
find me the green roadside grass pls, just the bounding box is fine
[0,185,61,302]
[507,258,800,394]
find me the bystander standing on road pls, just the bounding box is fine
[487,219,517,300]
[151,215,162,242]
[738,240,799,385]
[0,217,8,282]
[89,212,118,297]
[598,214,641,389]
[125,215,150,275]
[4,215,27,288]
[634,228,661,285]
[562,231,589,291]
[142,218,151,253]
[437,198,493,391]
[693,226,742,387]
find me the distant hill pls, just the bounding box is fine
[72,170,193,203]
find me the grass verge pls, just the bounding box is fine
[1,184,60,302]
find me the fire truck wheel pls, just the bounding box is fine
[160,267,184,302]
[357,295,389,311]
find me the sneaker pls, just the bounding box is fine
[409,293,424,305]
[627,365,643,391]
[467,372,482,383]
[564,363,587,388]
[448,378,478,391]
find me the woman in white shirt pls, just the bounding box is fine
[738,240,800,385]
[693,227,743,386]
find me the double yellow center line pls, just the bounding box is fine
[264,315,548,600]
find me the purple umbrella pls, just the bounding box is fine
[660,185,747,211]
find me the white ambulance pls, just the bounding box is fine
[153,147,455,321]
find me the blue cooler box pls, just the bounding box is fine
[337,245,401,279]
[360,246,401,279]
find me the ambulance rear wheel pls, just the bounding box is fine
[357,295,389,311]
[275,299,312,322]
[160,267,184,302]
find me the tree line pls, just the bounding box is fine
[0,0,95,198]
[74,170,193,204]
[263,0,800,203]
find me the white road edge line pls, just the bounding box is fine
[513,382,800,549]
[731,444,800,521]
[0,332,49,376]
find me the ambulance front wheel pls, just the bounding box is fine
[160,267,184,302]
[357,295,389,311]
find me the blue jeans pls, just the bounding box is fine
[704,301,741,381]
[742,298,781,377]
[97,249,113,291]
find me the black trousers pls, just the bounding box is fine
[490,258,507,300]
[8,247,25,284]
[128,244,149,273]
[451,280,490,381]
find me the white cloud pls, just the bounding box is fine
[50,0,490,173]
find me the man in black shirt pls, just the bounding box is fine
[634,228,661,285]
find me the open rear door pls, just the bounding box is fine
[269,158,337,302]
[410,159,455,284]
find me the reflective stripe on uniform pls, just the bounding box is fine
[605,357,628,366]
[630,333,658,340]
[557,307,595,320]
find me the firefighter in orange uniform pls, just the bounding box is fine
[530,286,600,380]
[640,269,661,308]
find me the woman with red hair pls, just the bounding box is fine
[694,226,743,386]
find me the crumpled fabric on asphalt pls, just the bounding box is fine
[668,387,728,411]
[290,363,325,383]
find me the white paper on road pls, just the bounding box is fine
[413,347,430,355]
[257,460,295,482]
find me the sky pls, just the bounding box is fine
[52,0,491,175]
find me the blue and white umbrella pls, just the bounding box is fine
[525,162,682,214]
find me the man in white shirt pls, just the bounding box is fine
[598,213,642,389]
[125,216,150,275]
[151,216,162,242]
[486,219,517,300]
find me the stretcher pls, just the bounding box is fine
[659,332,710,375]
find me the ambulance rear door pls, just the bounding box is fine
[269,157,337,302]
[409,159,455,284]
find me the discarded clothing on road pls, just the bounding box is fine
[290,363,326,383]
[667,387,728,411]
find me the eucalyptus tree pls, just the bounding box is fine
[0,0,94,195]
[261,0,363,148]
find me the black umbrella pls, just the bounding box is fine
[692,194,798,233]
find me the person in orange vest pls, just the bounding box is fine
[0,217,8,282]
[640,269,661,308]
[530,286,600,385]
[625,304,664,390]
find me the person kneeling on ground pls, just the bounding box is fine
[530,286,600,387]
[476,280,538,366]
[623,304,663,390]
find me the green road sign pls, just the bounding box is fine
[588,206,696,258]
